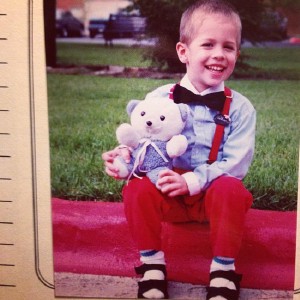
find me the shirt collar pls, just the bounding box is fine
[180,74,224,96]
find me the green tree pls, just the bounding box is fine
[126,0,282,72]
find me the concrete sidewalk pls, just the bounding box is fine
[54,272,294,299]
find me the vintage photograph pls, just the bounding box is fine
[46,0,300,299]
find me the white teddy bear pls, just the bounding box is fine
[113,97,189,186]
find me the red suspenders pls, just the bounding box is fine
[207,86,232,164]
[169,85,232,164]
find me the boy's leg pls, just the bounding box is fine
[122,176,192,299]
[122,176,192,251]
[204,175,253,257]
[204,175,253,300]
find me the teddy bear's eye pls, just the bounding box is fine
[141,111,146,116]
[160,115,165,121]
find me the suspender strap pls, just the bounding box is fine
[169,84,175,100]
[168,85,233,165]
[207,86,232,164]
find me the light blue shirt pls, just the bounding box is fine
[145,74,256,195]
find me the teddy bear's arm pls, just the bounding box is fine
[116,123,140,149]
[166,134,188,158]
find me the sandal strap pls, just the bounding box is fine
[206,286,240,300]
[137,279,169,299]
[206,270,242,300]
[209,270,242,290]
[135,263,167,277]
[135,264,168,299]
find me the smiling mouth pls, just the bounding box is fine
[206,65,225,72]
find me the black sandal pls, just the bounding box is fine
[206,270,242,300]
[135,264,169,299]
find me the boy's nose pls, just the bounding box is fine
[212,47,225,60]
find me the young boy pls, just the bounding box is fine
[102,0,256,299]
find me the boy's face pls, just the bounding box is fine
[176,13,240,92]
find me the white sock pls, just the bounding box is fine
[140,250,166,265]
[139,250,166,299]
[209,257,236,300]
[210,256,235,272]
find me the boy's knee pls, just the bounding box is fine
[123,177,154,193]
[122,177,166,228]
[122,177,162,206]
[208,176,253,210]
[211,176,248,194]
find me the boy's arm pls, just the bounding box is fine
[183,104,256,196]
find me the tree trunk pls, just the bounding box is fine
[44,0,56,67]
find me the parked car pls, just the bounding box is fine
[56,11,84,38]
[103,14,146,42]
[88,19,108,38]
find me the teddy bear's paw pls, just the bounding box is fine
[113,156,130,178]
[167,134,188,158]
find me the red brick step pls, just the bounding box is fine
[52,198,296,290]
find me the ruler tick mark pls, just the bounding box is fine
[0,284,16,287]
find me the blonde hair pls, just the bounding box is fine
[180,0,242,46]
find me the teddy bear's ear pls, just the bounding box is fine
[126,100,141,116]
[178,103,189,122]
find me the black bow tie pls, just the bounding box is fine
[172,84,226,111]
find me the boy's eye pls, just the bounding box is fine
[160,115,165,121]
[202,43,213,47]
[224,45,235,51]
[141,111,146,116]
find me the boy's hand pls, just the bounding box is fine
[156,169,189,197]
[102,146,131,179]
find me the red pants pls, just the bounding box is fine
[122,175,253,258]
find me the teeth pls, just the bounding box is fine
[207,66,224,71]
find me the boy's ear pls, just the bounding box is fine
[176,42,188,64]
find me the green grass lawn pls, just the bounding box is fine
[57,43,151,68]
[238,47,300,80]
[48,73,299,211]
[56,42,300,80]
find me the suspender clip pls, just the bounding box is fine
[214,113,231,126]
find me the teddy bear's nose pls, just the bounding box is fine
[146,121,152,127]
